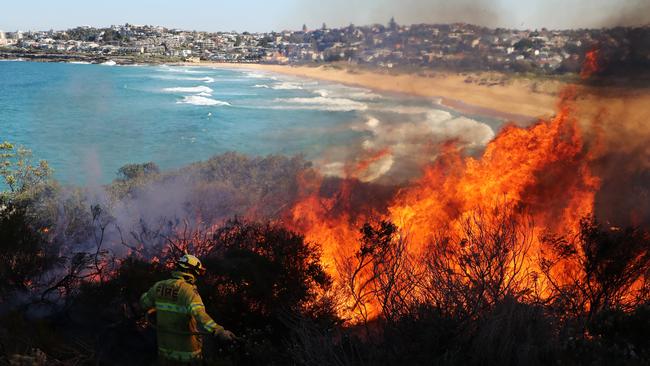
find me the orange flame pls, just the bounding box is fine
[581,49,600,79]
[286,84,604,320]
[390,87,599,244]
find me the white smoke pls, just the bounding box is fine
[320,110,496,183]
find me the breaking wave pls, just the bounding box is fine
[243,71,266,78]
[186,76,215,83]
[154,75,215,83]
[312,87,380,100]
[271,82,303,90]
[177,96,231,106]
[163,86,214,94]
[349,91,382,100]
[272,97,368,112]
[158,66,204,74]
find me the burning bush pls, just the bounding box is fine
[289,214,650,366]
[540,218,650,319]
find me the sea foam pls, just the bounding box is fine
[154,75,215,83]
[271,82,303,90]
[159,66,204,74]
[243,71,266,78]
[273,97,368,112]
[177,96,231,106]
[185,76,215,83]
[312,87,380,100]
[163,86,214,94]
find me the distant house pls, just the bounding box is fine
[263,51,289,64]
[119,46,144,54]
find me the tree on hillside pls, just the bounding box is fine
[0,141,57,300]
[389,17,398,31]
[1,141,51,197]
[116,162,160,181]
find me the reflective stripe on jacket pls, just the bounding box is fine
[140,271,224,362]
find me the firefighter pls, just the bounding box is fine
[141,253,236,365]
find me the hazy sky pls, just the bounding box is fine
[1,0,648,32]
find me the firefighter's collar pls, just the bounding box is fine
[172,270,196,284]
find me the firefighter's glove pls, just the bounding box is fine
[215,329,237,342]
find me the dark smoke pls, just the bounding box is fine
[290,0,502,29]
[594,149,650,228]
[574,27,650,83]
[599,0,650,27]
[579,85,650,229]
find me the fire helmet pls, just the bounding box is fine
[176,254,206,276]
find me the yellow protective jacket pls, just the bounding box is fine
[140,271,224,363]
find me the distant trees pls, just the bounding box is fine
[64,27,102,42]
[257,36,270,47]
[101,29,125,44]
[514,38,535,51]
[388,17,398,31]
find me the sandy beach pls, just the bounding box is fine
[181,62,650,151]
[187,62,563,122]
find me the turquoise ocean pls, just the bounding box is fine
[0,61,502,185]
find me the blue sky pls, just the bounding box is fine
[1,0,648,32]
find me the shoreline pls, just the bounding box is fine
[185,62,561,123]
[2,56,549,122]
[1,55,554,123]
[8,56,643,126]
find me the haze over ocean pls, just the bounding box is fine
[0,61,500,185]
